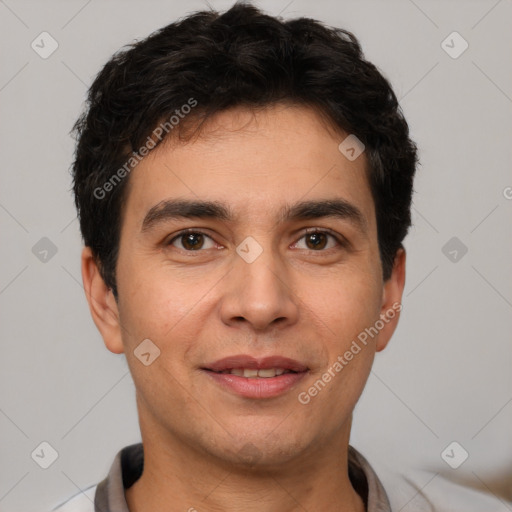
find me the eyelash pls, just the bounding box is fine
[167,228,346,252]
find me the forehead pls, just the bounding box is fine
[121,104,376,234]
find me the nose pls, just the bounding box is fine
[219,244,300,333]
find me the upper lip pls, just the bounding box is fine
[203,355,308,373]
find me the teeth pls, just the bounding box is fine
[257,368,278,378]
[226,368,289,378]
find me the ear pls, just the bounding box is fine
[81,246,124,354]
[376,247,406,352]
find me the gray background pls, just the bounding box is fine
[0,0,511,510]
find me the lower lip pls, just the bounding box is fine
[202,370,308,399]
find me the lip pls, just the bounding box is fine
[204,355,308,373]
[201,355,309,399]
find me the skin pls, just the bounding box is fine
[82,103,406,512]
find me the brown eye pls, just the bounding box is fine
[305,232,328,249]
[181,233,204,250]
[294,230,341,251]
[169,231,216,251]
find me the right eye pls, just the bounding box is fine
[168,230,218,251]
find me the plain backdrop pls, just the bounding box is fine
[0,0,511,511]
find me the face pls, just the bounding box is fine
[83,104,405,469]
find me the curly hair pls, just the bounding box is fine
[72,2,418,297]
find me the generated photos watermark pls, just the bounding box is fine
[93,97,198,200]
[298,301,402,405]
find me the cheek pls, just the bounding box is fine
[303,268,382,340]
[116,263,225,392]
[299,268,382,401]
[301,284,379,420]
[116,258,210,341]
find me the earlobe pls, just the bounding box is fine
[376,248,406,352]
[81,247,125,354]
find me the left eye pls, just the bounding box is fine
[169,231,217,251]
[293,231,340,251]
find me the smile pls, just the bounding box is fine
[202,355,309,399]
[211,368,293,378]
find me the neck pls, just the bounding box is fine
[125,404,365,512]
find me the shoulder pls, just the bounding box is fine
[51,485,97,512]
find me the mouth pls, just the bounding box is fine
[201,355,309,399]
[208,367,297,378]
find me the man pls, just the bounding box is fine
[54,2,417,511]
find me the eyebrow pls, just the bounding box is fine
[141,198,368,235]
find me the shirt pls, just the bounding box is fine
[52,443,391,512]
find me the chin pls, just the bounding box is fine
[207,427,312,470]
